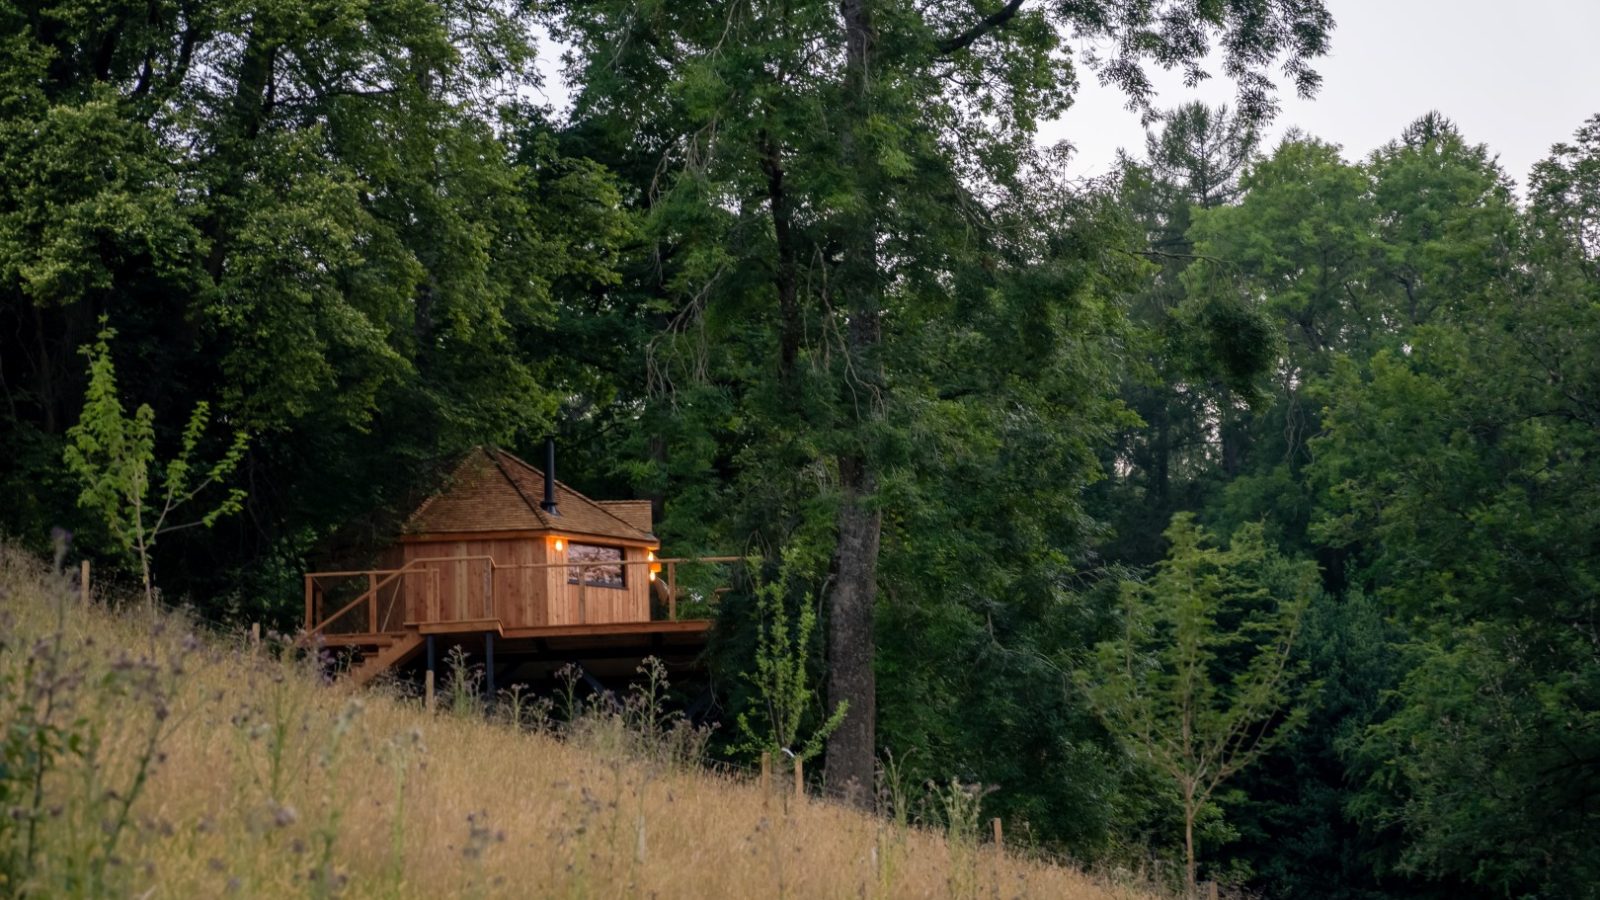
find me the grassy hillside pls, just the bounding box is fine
[0,548,1151,899]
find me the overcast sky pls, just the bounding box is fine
[1045,0,1600,187]
[536,1,1600,190]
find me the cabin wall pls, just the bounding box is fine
[545,543,652,626]
[393,537,654,628]
[396,537,546,628]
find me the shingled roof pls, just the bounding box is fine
[403,447,656,544]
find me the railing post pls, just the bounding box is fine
[482,563,493,619]
[304,576,314,631]
[668,562,677,622]
[578,565,588,624]
[367,572,378,633]
[431,568,441,622]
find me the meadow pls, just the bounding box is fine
[0,546,1151,899]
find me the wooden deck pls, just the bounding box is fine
[409,617,713,639]
[299,555,735,686]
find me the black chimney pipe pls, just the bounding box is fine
[542,437,559,515]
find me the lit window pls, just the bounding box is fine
[567,543,625,589]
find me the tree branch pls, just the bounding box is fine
[936,0,1026,56]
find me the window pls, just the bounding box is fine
[567,543,625,589]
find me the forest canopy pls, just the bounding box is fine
[2,1,1596,896]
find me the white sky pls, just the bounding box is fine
[1046,0,1600,187]
[535,1,1600,189]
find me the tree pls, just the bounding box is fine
[734,550,848,763]
[1528,113,1600,278]
[1082,514,1314,896]
[0,0,631,614]
[63,320,248,609]
[1308,122,1600,888]
[1097,102,1265,566]
[548,0,1333,805]
[1146,115,1521,897]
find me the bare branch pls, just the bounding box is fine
[936,0,1026,56]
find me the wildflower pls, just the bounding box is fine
[272,804,298,828]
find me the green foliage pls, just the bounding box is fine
[0,0,631,614]
[1529,114,1600,274]
[62,319,248,607]
[1082,514,1315,895]
[1222,588,1414,900]
[734,551,847,763]
[1306,156,1600,892]
[547,0,1333,801]
[13,0,1600,892]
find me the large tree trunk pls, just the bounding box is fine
[824,0,882,807]
[826,453,879,804]
[760,132,802,395]
[203,27,278,281]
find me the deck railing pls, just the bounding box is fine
[301,555,740,644]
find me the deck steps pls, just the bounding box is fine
[348,629,425,687]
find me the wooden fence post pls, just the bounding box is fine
[761,752,772,802]
[794,754,804,802]
[1206,881,1219,900]
[79,559,90,606]
[250,622,261,649]
[425,670,436,714]
[992,817,1003,852]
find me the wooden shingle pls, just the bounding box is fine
[403,447,656,545]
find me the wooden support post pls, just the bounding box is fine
[79,559,90,606]
[425,670,436,714]
[425,635,437,713]
[1206,882,1219,900]
[992,817,1003,851]
[793,754,804,802]
[484,631,496,704]
[367,572,378,633]
[250,622,261,649]
[304,575,314,632]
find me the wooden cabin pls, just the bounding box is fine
[301,446,734,687]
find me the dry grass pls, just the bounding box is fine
[0,548,1154,899]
